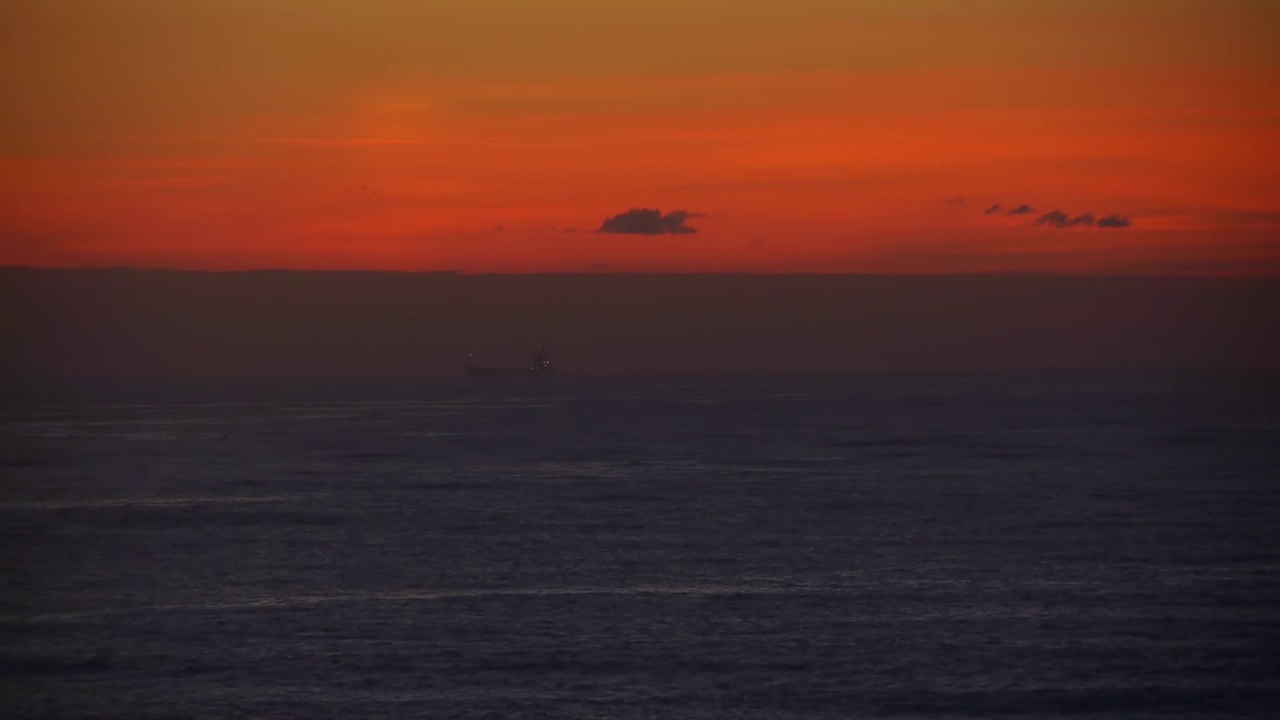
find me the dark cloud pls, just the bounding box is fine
[1034,211,1072,227]
[1034,210,1096,228]
[1007,204,1034,216]
[984,203,1004,215]
[946,196,966,206]
[597,208,704,235]
[1097,214,1132,228]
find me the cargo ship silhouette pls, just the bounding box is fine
[464,346,555,377]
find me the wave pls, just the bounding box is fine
[0,495,298,511]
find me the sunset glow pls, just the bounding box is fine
[3,0,1278,273]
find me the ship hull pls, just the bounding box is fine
[464,366,555,378]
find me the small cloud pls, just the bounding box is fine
[1034,210,1096,228]
[946,196,966,206]
[493,225,504,233]
[749,237,765,246]
[1097,214,1132,228]
[1007,204,1034,216]
[563,227,577,233]
[984,203,1004,215]
[1034,210,1070,228]
[597,207,704,235]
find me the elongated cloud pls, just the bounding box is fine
[598,208,703,234]
[983,203,1004,215]
[1034,210,1096,228]
[1097,214,1132,228]
[1007,204,1034,216]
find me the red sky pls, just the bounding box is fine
[2,0,1278,274]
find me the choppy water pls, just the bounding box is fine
[2,374,1278,718]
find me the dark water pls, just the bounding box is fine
[2,374,1278,718]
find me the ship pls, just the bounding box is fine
[464,346,555,377]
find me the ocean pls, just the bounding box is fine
[2,374,1278,718]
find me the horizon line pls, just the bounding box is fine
[2,265,1276,280]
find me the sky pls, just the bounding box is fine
[2,0,1278,274]
[5,269,1277,378]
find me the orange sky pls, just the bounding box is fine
[2,0,1278,273]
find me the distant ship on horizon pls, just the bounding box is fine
[464,346,556,377]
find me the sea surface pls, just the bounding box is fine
[2,374,1278,719]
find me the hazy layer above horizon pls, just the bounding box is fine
[2,269,1276,381]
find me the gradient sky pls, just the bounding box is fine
[2,0,1278,273]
